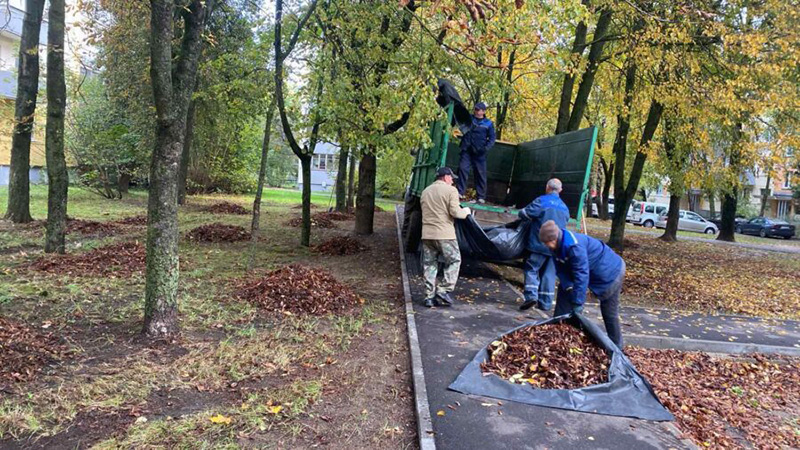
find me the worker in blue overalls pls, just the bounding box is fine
[539,219,626,347]
[517,178,570,311]
[456,102,496,204]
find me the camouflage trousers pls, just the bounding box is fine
[421,239,462,299]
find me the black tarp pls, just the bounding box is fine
[448,313,674,421]
[436,78,472,130]
[455,215,529,261]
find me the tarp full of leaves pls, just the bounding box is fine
[449,313,673,421]
[0,317,71,388]
[627,347,800,448]
[30,242,146,277]
[203,201,249,215]
[234,264,360,315]
[186,223,250,243]
[314,236,367,256]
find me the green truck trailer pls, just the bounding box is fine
[401,103,598,252]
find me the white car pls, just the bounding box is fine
[656,210,718,234]
[629,201,669,228]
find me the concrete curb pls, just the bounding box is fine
[395,206,436,450]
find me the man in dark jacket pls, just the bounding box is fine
[517,179,570,311]
[456,102,496,203]
[539,220,626,348]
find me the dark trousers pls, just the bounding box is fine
[553,262,625,348]
[456,149,487,200]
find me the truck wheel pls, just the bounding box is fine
[404,209,423,253]
[644,220,654,228]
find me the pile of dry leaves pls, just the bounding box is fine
[314,236,367,256]
[627,347,800,448]
[0,317,71,387]
[287,215,335,229]
[481,323,608,389]
[186,223,250,243]
[113,215,148,226]
[203,201,249,215]
[234,264,360,315]
[66,218,120,236]
[30,242,146,277]
[314,211,354,222]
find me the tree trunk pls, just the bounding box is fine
[659,194,681,242]
[717,192,737,242]
[607,62,637,251]
[355,152,376,235]
[118,173,131,194]
[44,0,67,254]
[600,158,613,221]
[5,0,46,223]
[759,173,771,216]
[554,0,589,135]
[566,7,613,132]
[250,96,276,239]
[300,155,312,246]
[495,48,515,140]
[347,151,356,210]
[335,145,349,212]
[177,97,197,205]
[143,0,209,338]
[708,191,716,217]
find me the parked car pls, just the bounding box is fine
[736,217,796,239]
[709,214,747,229]
[656,210,718,234]
[629,201,669,228]
[591,197,614,217]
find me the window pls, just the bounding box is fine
[783,173,792,189]
[645,205,654,213]
[656,206,667,215]
[312,154,336,171]
[679,211,685,218]
[687,212,702,221]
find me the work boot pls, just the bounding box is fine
[423,298,435,308]
[519,299,537,311]
[436,292,455,306]
[477,199,486,204]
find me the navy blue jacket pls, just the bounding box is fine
[551,229,624,306]
[460,116,496,154]
[518,193,570,255]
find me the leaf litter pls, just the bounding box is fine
[314,236,367,256]
[234,264,360,315]
[202,201,249,215]
[481,323,608,389]
[30,242,146,277]
[287,215,335,229]
[0,317,72,388]
[627,347,800,449]
[186,223,250,243]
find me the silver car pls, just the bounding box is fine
[656,210,718,234]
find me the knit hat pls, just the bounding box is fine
[539,220,561,244]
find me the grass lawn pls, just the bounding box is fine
[0,187,414,448]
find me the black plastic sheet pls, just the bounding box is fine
[455,215,529,261]
[448,313,674,421]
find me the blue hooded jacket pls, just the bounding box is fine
[518,193,570,255]
[460,116,496,154]
[551,229,624,305]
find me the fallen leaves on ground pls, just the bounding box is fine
[481,323,608,389]
[30,242,146,277]
[186,223,250,243]
[287,215,335,229]
[0,317,72,388]
[234,264,360,315]
[66,218,120,235]
[592,231,800,319]
[314,211,355,221]
[203,201,249,215]
[314,236,367,256]
[627,347,800,449]
[112,215,148,226]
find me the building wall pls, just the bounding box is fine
[297,142,340,192]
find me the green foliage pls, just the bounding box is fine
[377,148,413,199]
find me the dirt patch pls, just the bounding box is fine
[203,201,249,215]
[234,264,360,315]
[287,215,335,229]
[481,323,608,389]
[10,409,135,450]
[627,347,800,449]
[144,387,235,419]
[30,242,146,277]
[0,317,72,389]
[186,223,250,243]
[314,236,367,256]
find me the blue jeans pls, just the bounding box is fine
[554,261,625,348]
[523,252,556,310]
[456,149,487,200]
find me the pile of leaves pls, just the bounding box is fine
[203,201,249,215]
[287,215,335,229]
[113,215,148,226]
[66,218,120,236]
[314,211,354,222]
[481,323,608,389]
[234,264,360,315]
[627,347,800,448]
[314,236,367,256]
[0,317,71,386]
[186,223,250,243]
[30,242,146,277]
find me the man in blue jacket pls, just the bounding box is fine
[517,179,570,312]
[457,102,496,204]
[539,220,626,347]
